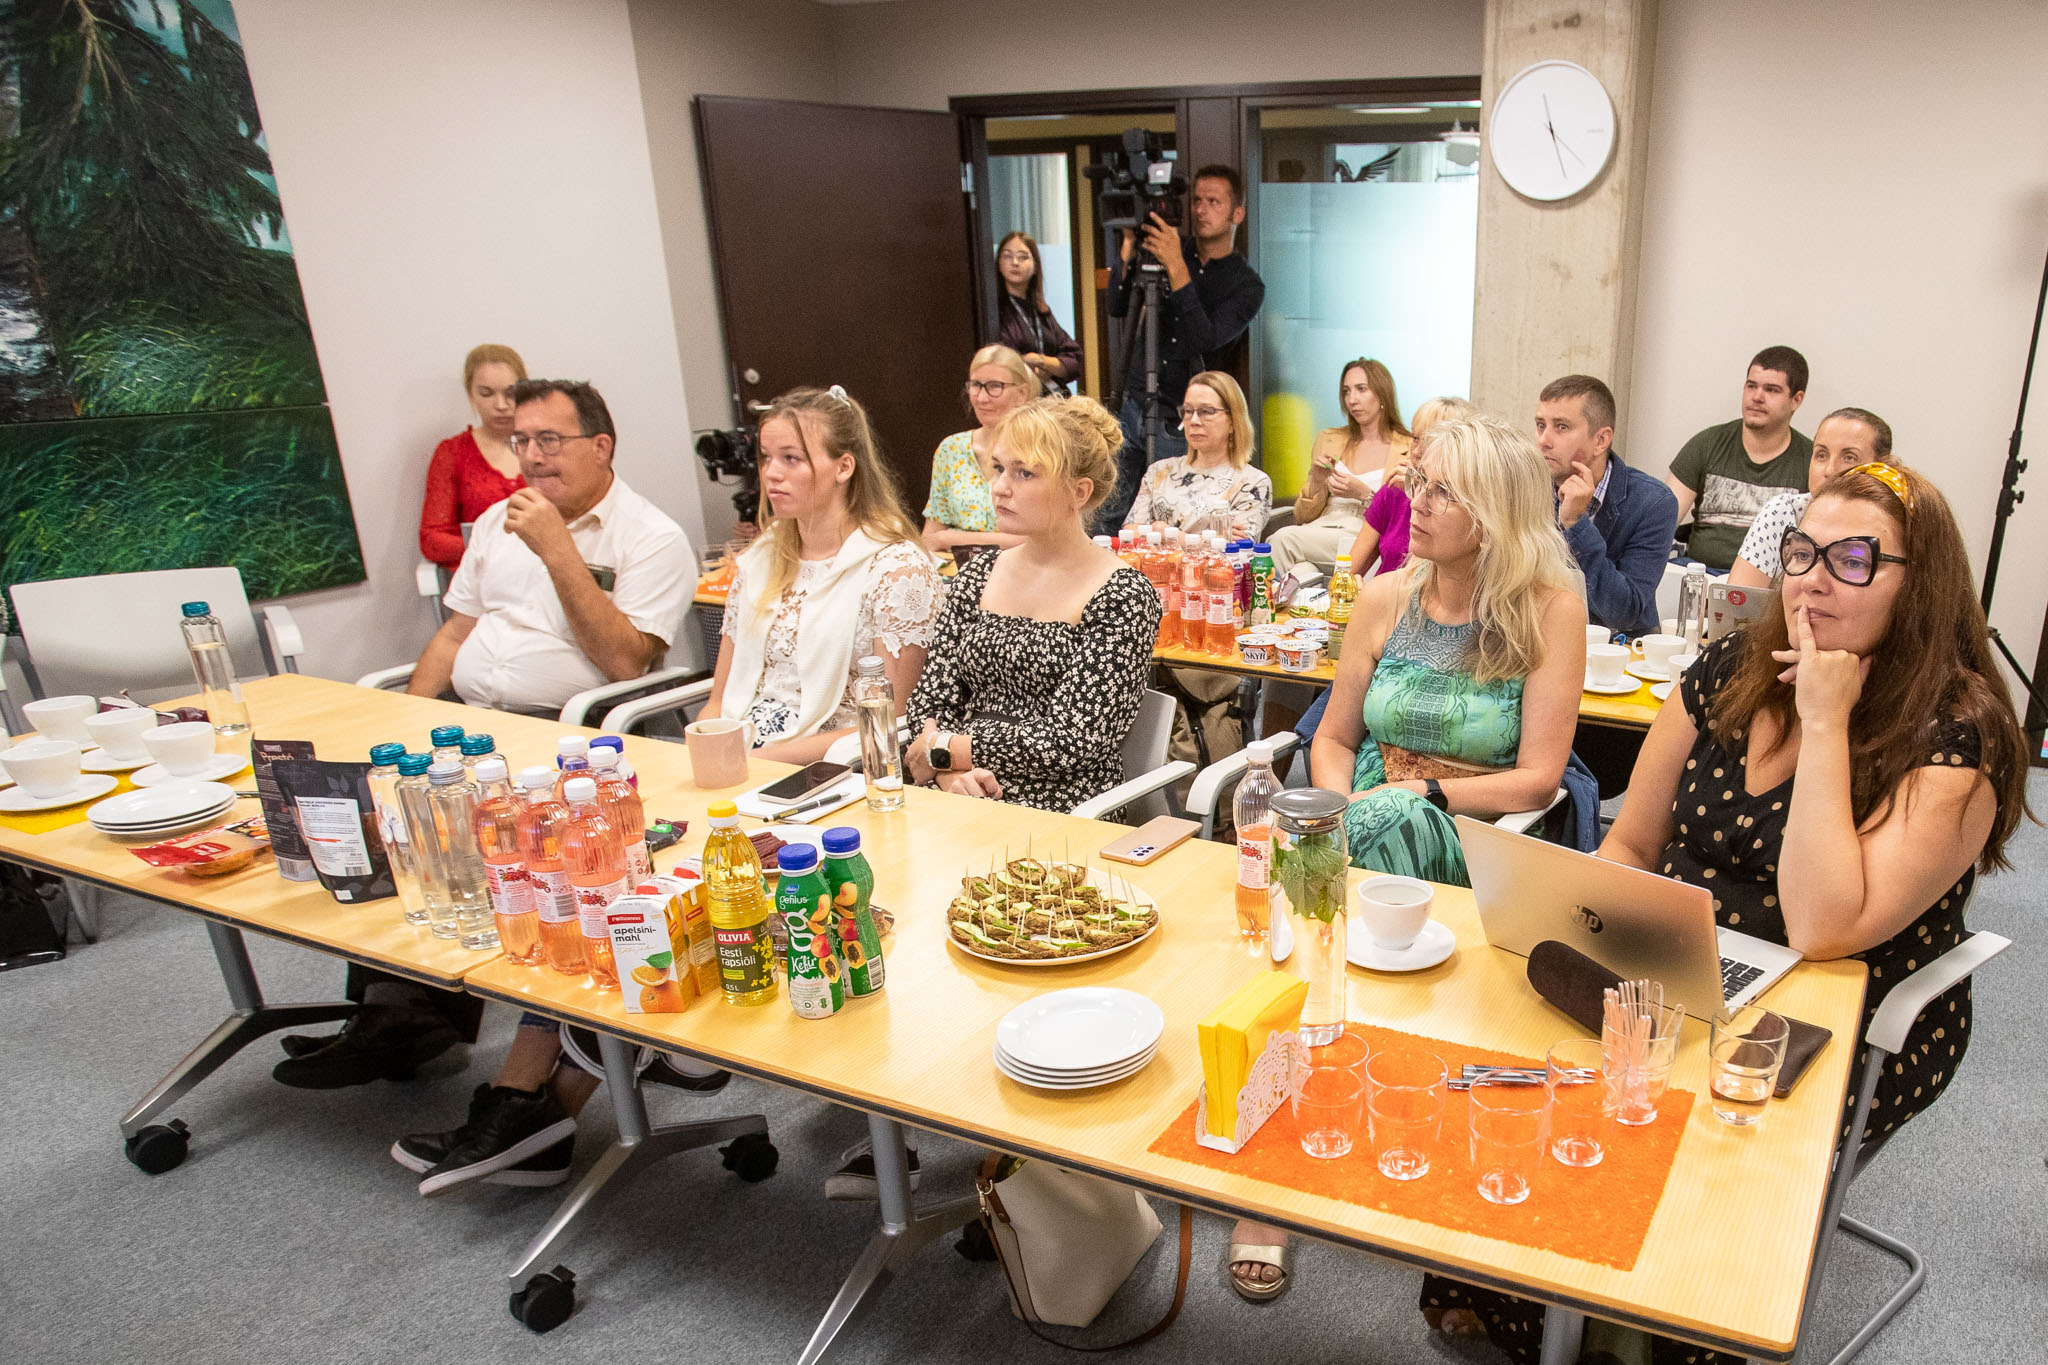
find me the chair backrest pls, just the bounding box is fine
[10,567,267,702]
[1118,688,1179,822]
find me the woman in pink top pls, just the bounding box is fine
[419,344,528,571]
[1345,396,1472,576]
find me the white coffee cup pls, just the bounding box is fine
[83,706,160,760]
[0,738,85,799]
[1661,617,1679,636]
[23,694,97,743]
[1635,632,1687,675]
[143,721,218,776]
[1585,624,1612,650]
[1356,874,1435,951]
[1668,652,1699,679]
[1586,643,1629,687]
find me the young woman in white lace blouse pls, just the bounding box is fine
[703,386,942,763]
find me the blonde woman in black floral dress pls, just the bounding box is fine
[1422,463,2030,1363]
[907,396,1162,812]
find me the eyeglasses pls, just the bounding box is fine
[1779,528,1907,586]
[508,430,594,456]
[1410,476,1463,515]
[966,380,1019,398]
[997,251,1034,264]
[1178,404,1226,424]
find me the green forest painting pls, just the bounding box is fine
[0,0,364,628]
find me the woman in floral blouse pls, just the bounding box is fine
[1122,370,1272,543]
[921,345,1038,555]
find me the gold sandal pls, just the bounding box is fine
[1226,1242,1290,1303]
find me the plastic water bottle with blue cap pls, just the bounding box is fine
[179,601,250,735]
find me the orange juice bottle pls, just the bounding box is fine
[1205,535,1238,655]
[561,777,629,991]
[1233,741,1281,938]
[516,765,583,974]
[474,758,542,965]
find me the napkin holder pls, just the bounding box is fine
[1194,1029,1299,1154]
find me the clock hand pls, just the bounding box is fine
[1542,93,1566,176]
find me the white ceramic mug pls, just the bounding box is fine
[143,721,218,776]
[0,738,84,798]
[684,718,752,789]
[1586,643,1629,688]
[1356,875,1435,951]
[83,706,160,760]
[22,694,97,743]
[1635,633,1687,675]
[1668,652,1699,680]
[1585,624,1612,649]
[1661,617,1679,636]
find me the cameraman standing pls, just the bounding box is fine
[1098,164,1265,531]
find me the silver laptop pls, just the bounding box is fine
[1705,582,1777,642]
[1457,817,1800,1021]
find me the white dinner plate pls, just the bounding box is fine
[130,754,250,786]
[90,804,237,840]
[994,1046,1155,1091]
[995,987,1164,1071]
[80,748,154,773]
[89,794,236,829]
[86,781,239,828]
[1650,680,1675,702]
[0,774,119,813]
[1581,677,1642,696]
[1625,662,1672,683]
[1346,917,1456,972]
[996,1040,1159,1082]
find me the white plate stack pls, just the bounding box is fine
[87,781,240,840]
[993,987,1165,1090]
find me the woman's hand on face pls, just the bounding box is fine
[905,719,939,784]
[1386,450,1414,486]
[1773,604,1869,731]
[938,768,1003,800]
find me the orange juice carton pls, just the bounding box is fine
[638,869,717,997]
[606,894,690,1013]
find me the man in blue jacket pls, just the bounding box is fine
[1535,375,1677,639]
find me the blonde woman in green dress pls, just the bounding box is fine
[921,345,1038,556]
[1226,415,1586,1304]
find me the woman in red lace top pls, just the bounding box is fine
[418,344,528,570]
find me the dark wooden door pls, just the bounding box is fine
[695,97,980,516]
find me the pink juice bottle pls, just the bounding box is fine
[473,758,541,965]
[561,776,630,991]
[516,766,583,975]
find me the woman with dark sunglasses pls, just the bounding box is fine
[1422,463,2031,1361]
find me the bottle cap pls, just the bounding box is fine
[557,736,588,757]
[180,601,210,617]
[856,653,886,674]
[429,725,464,746]
[1093,535,1111,548]
[474,757,509,784]
[397,753,432,776]
[518,764,557,790]
[1253,543,1272,554]
[590,735,624,753]
[821,826,861,856]
[777,842,819,874]
[707,799,738,825]
[562,777,597,804]
[428,760,465,785]
[1335,553,1352,566]
[1246,739,1274,764]
[459,733,495,755]
[590,748,620,770]
[369,742,405,766]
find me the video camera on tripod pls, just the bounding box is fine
[1083,127,1187,232]
[1084,128,1190,464]
[694,425,761,525]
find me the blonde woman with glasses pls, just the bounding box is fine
[922,345,1040,556]
[1121,370,1272,543]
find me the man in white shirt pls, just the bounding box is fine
[407,379,694,714]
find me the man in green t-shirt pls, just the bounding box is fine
[1665,345,1812,569]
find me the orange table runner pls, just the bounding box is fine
[1148,1022,1690,1271]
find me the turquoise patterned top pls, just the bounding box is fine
[1358,601,1524,768]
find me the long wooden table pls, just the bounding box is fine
[8,674,1852,1361]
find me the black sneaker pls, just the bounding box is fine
[418,1086,576,1196]
[272,1006,460,1090]
[641,1056,732,1094]
[391,1083,495,1173]
[824,1137,920,1202]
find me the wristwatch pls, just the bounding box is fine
[928,732,955,773]
[1422,778,1449,813]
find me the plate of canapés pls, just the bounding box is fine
[946,857,1159,966]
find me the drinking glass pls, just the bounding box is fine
[1366,1048,1446,1181]
[1710,1008,1789,1126]
[1603,1000,1683,1126]
[1468,1077,1551,1206]
[1293,1067,1367,1159]
[1545,1037,1610,1167]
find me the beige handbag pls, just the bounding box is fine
[975,1155,1192,1347]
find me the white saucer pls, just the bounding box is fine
[81,748,153,773]
[131,754,250,786]
[1582,677,1642,696]
[994,1045,1155,1090]
[0,773,119,813]
[1626,662,1673,683]
[1347,917,1456,972]
[1650,680,1675,702]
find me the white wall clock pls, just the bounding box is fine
[1487,59,1616,202]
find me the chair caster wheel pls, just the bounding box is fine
[720,1131,779,1182]
[509,1265,576,1333]
[126,1120,190,1174]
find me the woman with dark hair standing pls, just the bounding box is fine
[419,343,527,571]
[994,232,1083,394]
[1420,461,2030,1361]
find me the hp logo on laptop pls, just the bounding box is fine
[1571,905,1605,934]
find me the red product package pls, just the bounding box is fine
[130,815,272,877]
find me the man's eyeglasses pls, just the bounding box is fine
[1410,476,1463,515]
[1178,404,1226,424]
[508,430,594,457]
[1779,528,1906,586]
[966,380,1019,398]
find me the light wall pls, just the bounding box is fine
[1627,0,2048,688]
[232,0,705,687]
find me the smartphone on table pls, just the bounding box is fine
[753,761,851,807]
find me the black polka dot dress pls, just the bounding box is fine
[1419,632,1979,1364]
[906,551,1162,813]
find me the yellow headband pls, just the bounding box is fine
[1846,462,1913,517]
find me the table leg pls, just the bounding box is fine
[505,1030,767,1282]
[1539,1305,1585,1364]
[119,920,353,1138]
[797,1114,981,1365]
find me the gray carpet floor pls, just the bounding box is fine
[5,779,2045,1364]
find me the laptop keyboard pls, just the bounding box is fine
[1720,957,1765,1000]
